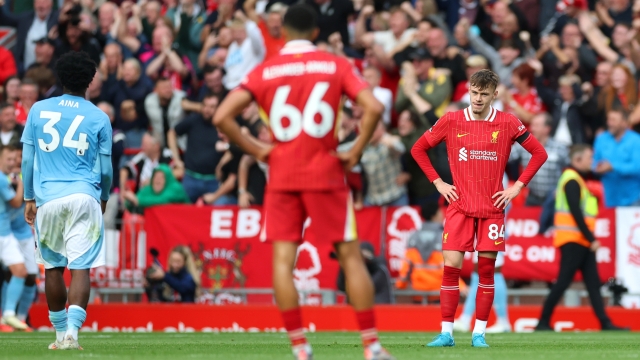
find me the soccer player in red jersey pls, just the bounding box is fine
[213,4,395,360]
[411,69,548,347]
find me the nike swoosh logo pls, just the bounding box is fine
[494,241,504,245]
[457,133,469,138]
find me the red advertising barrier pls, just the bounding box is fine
[28,304,640,332]
[143,205,617,293]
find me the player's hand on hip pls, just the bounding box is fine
[492,184,521,209]
[24,201,37,226]
[335,149,361,171]
[255,145,273,163]
[434,178,458,203]
[590,240,601,252]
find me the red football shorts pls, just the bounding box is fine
[261,189,358,243]
[442,205,506,252]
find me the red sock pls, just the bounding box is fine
[356,309,379,347]
[476,256,496,321]
[441,266,461,322]
[281,308,307,346]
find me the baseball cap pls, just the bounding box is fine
[466,55,488,68]
[33,36,55,46]
[409,47,432,61]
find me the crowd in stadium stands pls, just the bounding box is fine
[1,0,640,229]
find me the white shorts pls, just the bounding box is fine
[472,251,505,267]
[35,194,105,270]
[17,238,38,274]
[0,234,24,267]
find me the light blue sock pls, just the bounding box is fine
[17,285,36,322]
[2,277,25,317]
[494,273,509,323]
[66,305,87,340]
[48,309,67,342]
[1,280,7,312]
[462,272,479,318]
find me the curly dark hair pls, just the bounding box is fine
[469,69,500,92]
[55,51,97,94]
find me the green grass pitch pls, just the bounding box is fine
[1,332,638,359]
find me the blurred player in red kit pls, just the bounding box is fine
[411,70,548,348]
[213,4,395,360]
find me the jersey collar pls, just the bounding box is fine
[280,40,317,55]
[464,105,496,122]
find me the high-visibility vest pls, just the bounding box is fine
[554,168,599,248]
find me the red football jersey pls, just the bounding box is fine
[240,40,369,191]
[424,106,527,218]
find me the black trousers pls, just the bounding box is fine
[539,242,611,326]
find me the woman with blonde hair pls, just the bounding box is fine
[146,245,201,302]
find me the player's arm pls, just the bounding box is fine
[100,154,113,204]
[237,154,256,208]
[21,144,35,203]
[213,89,271,161]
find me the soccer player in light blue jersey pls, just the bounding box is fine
[0,144,28,331]
[21,52,113,350]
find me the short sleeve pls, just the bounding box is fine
[20,107,35,145]
[509,114,528,141]
[174,114,195,136]
[0,177,15,201]
[98,114,112,155]
[423,113,450,146]
[340,60,369,102]
[238,66,263,100]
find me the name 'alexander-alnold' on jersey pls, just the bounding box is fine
[262,61,337,80]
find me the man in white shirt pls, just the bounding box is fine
[362,66,393,125]
[223,15,265,90]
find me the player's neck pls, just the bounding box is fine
[63,88,86,98]
[471,107,492,120]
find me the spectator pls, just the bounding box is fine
[0,102,22,146]
[360,121,408,207]
[498,63,545,126]
[593,108,640,207]
[99,43,123,84]
[111,58,154,139]
[202,133,242,206]
[141,0,162,41]
[395,48,452,121]
[509,113,569,206]
[120,132,175,203]
[222,15,265,90]
[14,79,38,125]
[336,241,393,304]
[145,77,186,149]
[578,12,637,75]
[182,65,226,113]
[426,26,467,88]
[356,6,415,68]
[598,65,638,130]
[27,36,56,73]
[531,59,585,146]
[87,71,108,105]
[306,0,355,45]
[24,65,61,99]
[124,163,190,213]
[2,76,20,104]
[168,93,223,203]
[54,4,102,65]
[145,245,199,303]
[237,122,270,207]
[111,1,149,60]
[0,45,16,85]
[363,66,393,126]
[0,0,58,74]
[197,26,232,70]
[144,25,193,92]
[165,0,206,74]
[244,0,286,61]
[95,1,118,49]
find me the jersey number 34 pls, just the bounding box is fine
[270,82,335,142]
[37,111,89,156]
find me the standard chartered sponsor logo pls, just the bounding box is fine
[459,148,498,161]
[459,147,468,161]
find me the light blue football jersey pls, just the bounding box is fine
[21,94,112,206]
[0,173,16,237]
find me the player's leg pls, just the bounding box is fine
[486,258,511,333]
[305,190,394,360]
[16,239,39,327]
[455,258,478,332]
[63,194,107,350]
[34,202,70,348]
[264,191,311,358]
[537,243,585,330]
[0,235,28,329]
[428,206,475,347]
